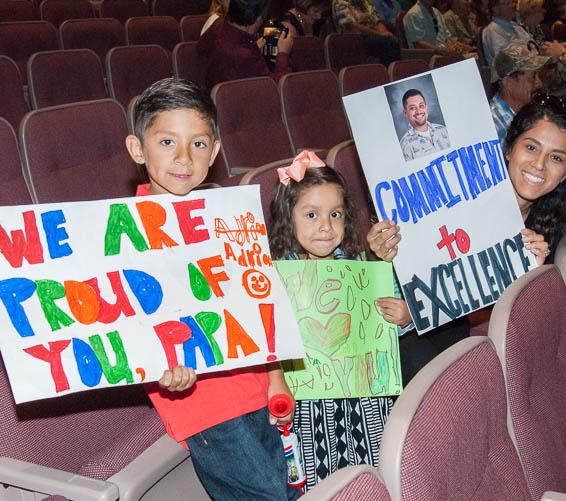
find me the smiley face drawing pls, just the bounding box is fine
[242,269,272,298]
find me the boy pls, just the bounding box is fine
[125,78,298,501]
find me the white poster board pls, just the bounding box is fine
[0,185,305,403]
[343,59,536,333]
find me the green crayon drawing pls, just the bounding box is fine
[275,260,403,399]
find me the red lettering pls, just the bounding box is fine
[173,199,209,245]
[84,271,136,324]
[0,211,44,268]
[24,340,71,393]
[153,321,192,369]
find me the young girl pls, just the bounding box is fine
[268,151,412,490]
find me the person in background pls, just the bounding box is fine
[332,0,401,67]
[444,0,478,46]
[197,0,293,91]
[201,0,230,35]
[281,0,326,36]
[489,45,549,149]
[371,0,401,25]
[471,0,491,28]
[403,0,473,55]
[518,0,548,46]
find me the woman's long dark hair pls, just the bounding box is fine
[268,166,362,259]
[505,97,566,254]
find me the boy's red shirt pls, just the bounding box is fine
[137,184,269,445]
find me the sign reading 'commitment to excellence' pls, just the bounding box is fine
[343,59,536,334]
[0,185,304,403]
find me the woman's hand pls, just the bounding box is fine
[367,220,401,261]
[376,297,412,326]
[158,365,197,392]
[521,228,549,266]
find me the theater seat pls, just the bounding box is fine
[0,117,33,205]
[379,337,532,500]
[20,99,145,203]
[0,55,29,131]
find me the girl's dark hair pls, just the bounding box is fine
[505,97,566,253]
[295,0,326,13]
[268,166,362,259]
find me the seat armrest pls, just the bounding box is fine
[108,434,191,501]
[0,457,119,501]
[541,492,566,501]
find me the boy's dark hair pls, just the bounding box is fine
[228,0,271,26]
[295,0,326,13]
[268,166,362,259]
[133,78,217,142]
[402,89,426,109]
[505,96,566,257]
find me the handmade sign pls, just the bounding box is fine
[275,260,402,399]
[0,185,305,403]
[343,59,536,333]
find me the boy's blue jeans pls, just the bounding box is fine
[186,407,302,501]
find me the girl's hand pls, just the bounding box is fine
[367,220,401,261]
[159,365,197,392]
[376,297,412,327]
[521,228,549,266]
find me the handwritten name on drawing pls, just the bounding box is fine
[0,199,278,394]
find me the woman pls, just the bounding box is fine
[504,96,566,263]
[366,97,566,383]
[281,0,326,36]
[518,0,548,47]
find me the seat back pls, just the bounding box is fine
[0,21,59,83]
[20,99,144,203]
[0,1,39,22]
[338,63,389,96]
[290,35,325,72]
[211,77,294,174]
[28,49,107,108]
[488,265,566,500]
[99,0,149,25]
[0,117,33,205]
[552,23,566,42]
[388,58,429,81]
[279,70,351,154]
[429,54,464,69]
[40,0,95,28]
[324,33,367,74]
[0,55,29,131]
[239,157,294,229]
[152,0,205,19]
[326,139,373,238]
[106,44,171,108]
[301,465,391,501]
[172,41,198,81]
[59,18,126,69]
[125,15,180,50]
[0,351,166,482]
[395,11,408,48]
[379,337,531,501]
[179,14,208,41]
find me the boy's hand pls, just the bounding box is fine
[367,220,401,261]
[256,36,266,50]
[521,228,549,266]
[277,29,294,54]
[159,365,196,392]
[267,379,295,426]
[376,297,412,327]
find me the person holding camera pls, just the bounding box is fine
[197,0,294,91]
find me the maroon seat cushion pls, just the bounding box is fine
[125,16,180,51]
[332,472,391,500]
[0,118,32,205]
[0,55,29,131]
[400,342,530,501]
[504,267,566,499]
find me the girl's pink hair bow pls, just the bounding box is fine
[277,150,325,186]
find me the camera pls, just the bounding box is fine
[261,21,289,68]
